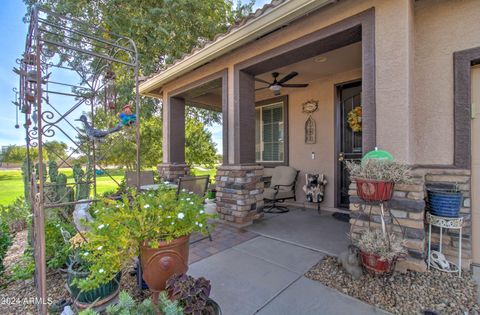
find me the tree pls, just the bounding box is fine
[24,0,253,166]
[2,145,39,163]
[43,141,68,162]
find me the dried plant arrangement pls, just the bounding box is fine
[345,159,413,184]
[355,230,406,261]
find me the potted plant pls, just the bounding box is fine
[355,230,406,274]
[79,290,184,315]
[427,184,462,218]
[66,232,122,310]
[76,185,212,304]
[345,159,412,202]
[166,273,221,315]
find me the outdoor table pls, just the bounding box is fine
[426,212,464,277]
[139,183,178,191]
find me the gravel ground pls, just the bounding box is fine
[305,256,480,315]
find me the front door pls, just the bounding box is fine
[336,81,362,208]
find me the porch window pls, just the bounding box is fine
[255,97,287,163]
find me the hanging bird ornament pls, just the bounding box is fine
[75,115,122,141]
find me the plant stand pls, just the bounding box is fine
[350,179,406,275]
[426,213,463,277]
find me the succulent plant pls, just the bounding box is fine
[166,273,216,315]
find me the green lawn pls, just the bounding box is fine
[0,166,217,206]
[0,168,124,206]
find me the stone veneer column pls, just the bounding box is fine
[349,167,473,272]
[157,163,190,182]
[215,164,264,226]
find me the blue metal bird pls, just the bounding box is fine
[75,115,122,141]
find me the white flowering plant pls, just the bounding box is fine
[76,185,213,291]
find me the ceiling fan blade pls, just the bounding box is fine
[281,83,309,88]
[255,87,269,91]
[254,78,271,85]
[278,71,298,84]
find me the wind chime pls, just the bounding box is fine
[12,88,20,129]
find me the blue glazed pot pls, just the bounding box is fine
[427,188,462,218]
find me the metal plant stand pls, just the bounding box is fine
[15,7,141,314]
[427,213,463,277]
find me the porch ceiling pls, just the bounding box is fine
[255,42,362,97]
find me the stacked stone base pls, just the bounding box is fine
[157,163,190,182]
[215,164,264,226]
[349,167,472,272]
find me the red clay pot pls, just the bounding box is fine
[359,250,394,274]
[355,178,394,202]
[140,235,190,293]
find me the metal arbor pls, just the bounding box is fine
[17,7,141,314]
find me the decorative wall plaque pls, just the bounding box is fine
[305,115,316,144]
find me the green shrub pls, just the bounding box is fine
[0,198,30,232]
[9,248,35,280]
[0,220,12,275]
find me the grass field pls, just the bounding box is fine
[0,166,217,206]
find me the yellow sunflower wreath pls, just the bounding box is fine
[347,106,362,132]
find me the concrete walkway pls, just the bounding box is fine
[189,236,389,315]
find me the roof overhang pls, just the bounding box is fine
[139,0,337,97]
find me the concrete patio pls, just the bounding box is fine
[189,209,389,315]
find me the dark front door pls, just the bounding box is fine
[336,81,362,208]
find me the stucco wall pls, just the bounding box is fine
[256,68,361,209]
[413,0,480,165]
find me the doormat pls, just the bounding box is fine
[332,212,350,222]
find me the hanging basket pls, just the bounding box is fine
[355,178,394,202]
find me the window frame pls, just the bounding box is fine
[255,95,289,167]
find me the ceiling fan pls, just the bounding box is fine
[255,71,309,96]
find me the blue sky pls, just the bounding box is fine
[0,0,269,152]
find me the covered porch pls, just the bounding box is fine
[143,8,375,226]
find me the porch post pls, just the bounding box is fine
[215,69,264,226]
[158,96,190,181]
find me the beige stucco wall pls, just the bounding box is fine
[257,68,362,209]
[413,0,480,165]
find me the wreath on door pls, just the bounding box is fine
[347,106,362,132]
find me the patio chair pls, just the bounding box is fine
[263,166,299,213]
[176,175,213,242]
[125,170,155,188]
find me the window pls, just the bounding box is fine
[255,97,287,163]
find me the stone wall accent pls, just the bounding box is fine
[349,167,472,272]
[215,164,264,226]
[157,163,190,182]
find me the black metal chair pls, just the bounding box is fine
[263,166,299,213]
[176,175,213,242]
[125,170,154,188]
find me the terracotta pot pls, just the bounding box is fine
[359,250,394,274]
[355,178,394,202]
[140,235,190,292]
